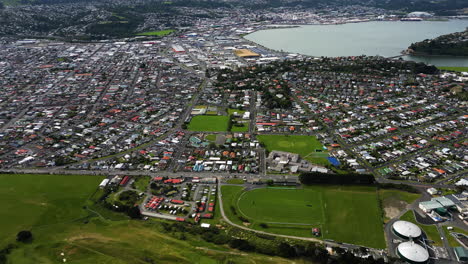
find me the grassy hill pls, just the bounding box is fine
[0,174,299,264]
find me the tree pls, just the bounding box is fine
[277,242,296,258]
[16,230,33,242]
[228,239,253,251]
[0,244,16,264]
[127,206,142,219]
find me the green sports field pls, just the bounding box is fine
[223,185,386,249]
[136,29,175,36]
[257,135,329,165]
[231,124,249,132]
[437,66,468,72]
[237,188,324,224]
[188,115,229,132]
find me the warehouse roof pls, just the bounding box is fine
[234,49,260,58]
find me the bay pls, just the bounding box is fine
[245,20,468,67]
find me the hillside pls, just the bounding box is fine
[1,0,467,12]
[409,28,468,56]
[0,174,303,264]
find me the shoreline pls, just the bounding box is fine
[242,20,468,66]
[404,51,468,59]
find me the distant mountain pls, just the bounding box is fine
[1,0,467,12]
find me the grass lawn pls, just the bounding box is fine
[378,189,421,221]
[223,185,386,249]
[136,29,175,36]
[400,210,442,246]
[257,135,329,165]
[220,186,245,225]
[0,174,103,247]
[437,66,468,72]
[8,218,292,264]
[132,176,151,192]
[2,174,295,264]
[444,226,468,247]
[226,179,245,184]
[231,124,249,132]
[228,109,249,132]
[237,188,324,224]
[228,109,246,115]
[322,185,385,248]
[188,115,229,132]
[205,134,216,142]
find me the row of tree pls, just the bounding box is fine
[299,171,375,185]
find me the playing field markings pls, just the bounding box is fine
[236,191,253,221]
[266,187,297,190]
[236,188,325,228]
[319,190,328,236]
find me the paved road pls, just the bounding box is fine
[437,224,457,261]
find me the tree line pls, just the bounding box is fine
[158,221,393,264]
[299,171,375,185]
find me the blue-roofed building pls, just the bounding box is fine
[327,157,341,166]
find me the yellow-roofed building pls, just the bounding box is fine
[234,49,260,58]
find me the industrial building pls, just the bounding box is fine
[454,247,468,262]
[234,49,261,58]
[419,196,455,214]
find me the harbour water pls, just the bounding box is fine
[245,20,468,67]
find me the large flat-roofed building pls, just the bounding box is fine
[419,196,456,213]
[172,45,185,53]
[234,49,260,58]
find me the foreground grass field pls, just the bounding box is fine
[0,174,103,247]
[188,115,229,132]
[438,66,468,72]
[1,174,296,264]
[257,135,329,165]
[223,185,386,249]
[136,29,175,36]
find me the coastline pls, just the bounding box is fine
[242,20,468,66]
[403,50,468,58]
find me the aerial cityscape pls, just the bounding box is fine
[0,0,467,263]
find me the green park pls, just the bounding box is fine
[257,135,329,165]
[136,29,175,36]
[187,115,230,132]
[437,66,468,72]
[221,185,387,249]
